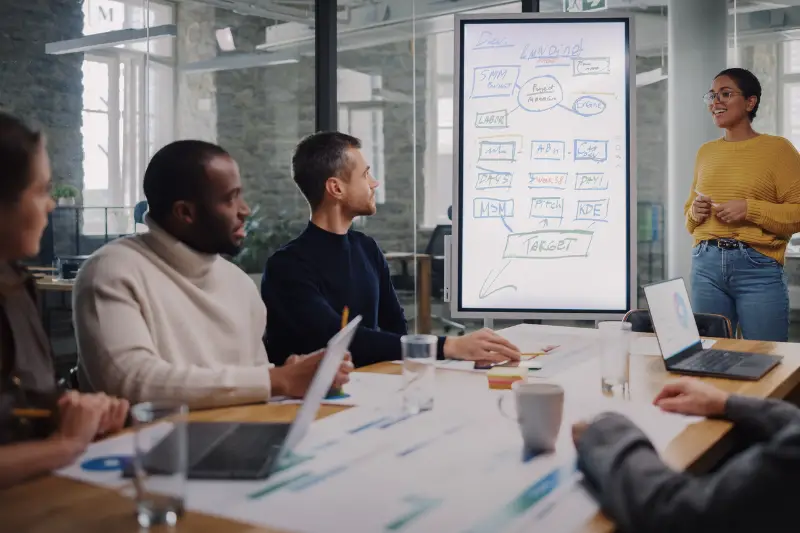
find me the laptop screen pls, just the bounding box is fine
[279,315,362,454]
[643,279,701,360]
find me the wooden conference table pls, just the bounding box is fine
[4,336,800,533]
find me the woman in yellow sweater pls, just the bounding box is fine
[686,68,800,341]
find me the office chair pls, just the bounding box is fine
[133,200,148,228]
[426,220,466,336]
[623,309,734,338]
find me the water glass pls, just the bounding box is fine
[401,334,437,414]
[597,321,633,397]
[130,402,188,528]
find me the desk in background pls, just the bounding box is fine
[4,333,800,533]
[384,252,432,334]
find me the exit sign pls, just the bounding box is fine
[564,0,607,11]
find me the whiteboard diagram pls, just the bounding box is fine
[453,15,636,318]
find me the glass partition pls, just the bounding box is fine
[175,1,315,276]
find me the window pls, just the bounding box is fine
[80,0,175,235]
[781,40,800,254]
[338,68,386,204]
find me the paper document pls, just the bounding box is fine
[632,336,716,356]
[57,390,703,533]
[272,372,403,407]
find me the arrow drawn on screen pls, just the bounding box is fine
[500,213,513,233]
[479,259,517,299]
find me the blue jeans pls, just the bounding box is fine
[690,242,789,342]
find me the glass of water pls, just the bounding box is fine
[597,321,633,398]
[401,334,437,414]
[130,401,188,528]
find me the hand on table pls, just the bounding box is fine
[653,378,729,417]
[442,328,521,363]
[713,199,748,224]
[275,350,353,398]
[58,391,129,440]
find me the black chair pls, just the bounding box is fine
[425,224,466,335]
[623,309,734,339]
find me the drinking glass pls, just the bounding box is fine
[401,334,437,414]
[597,321,633,397]
[130,401,188,528]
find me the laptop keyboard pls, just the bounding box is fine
[678,350,745,373]
[192,423,289,474]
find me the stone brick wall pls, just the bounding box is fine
[176,2,218,142]
[0,0,84,262]
[175,6,428,256]
[213,11,315,233]
[339,40,428,253]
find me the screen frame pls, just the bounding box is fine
[450,13,637,321]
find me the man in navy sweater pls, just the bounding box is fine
[261,132,521,367]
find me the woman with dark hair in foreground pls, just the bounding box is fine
[0,111,128,489]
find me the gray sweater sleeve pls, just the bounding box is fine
[576,396,800,533]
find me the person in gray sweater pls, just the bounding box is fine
[573,377,800,533]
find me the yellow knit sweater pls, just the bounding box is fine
[685,134,800,264]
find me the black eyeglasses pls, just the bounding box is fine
[703,90,742,105]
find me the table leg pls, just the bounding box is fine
[417,256,432,334]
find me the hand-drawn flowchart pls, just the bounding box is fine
[458,21,631,309]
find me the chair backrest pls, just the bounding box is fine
[622,309,733,339]
[424,224,451,257]
[133,200,148,225]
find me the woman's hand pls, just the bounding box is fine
[714,199,748,224]
[691,195,713,222]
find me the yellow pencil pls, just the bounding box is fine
[331,306,350,397]
[12,408,51,419]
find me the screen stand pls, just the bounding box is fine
[483,318,494,329]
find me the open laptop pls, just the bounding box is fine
[129,315,362,480]
[643,279,781,380]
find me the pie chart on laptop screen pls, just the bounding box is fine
[673,291,690,329]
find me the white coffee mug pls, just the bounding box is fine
[498,381,564,453]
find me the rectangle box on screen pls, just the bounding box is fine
[574,173,607,190]
[503,230,594,259]
[529,173,568,190]
[474,197,515,218]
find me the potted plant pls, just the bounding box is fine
[52,183,80,206]
[232,205,302,282]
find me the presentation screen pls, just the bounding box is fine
[452,14,636,319]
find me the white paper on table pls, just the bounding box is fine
[563,396,705,452]
[55,387,704,533]
[271,371,403,407]
[219,398,700,533]
[56,422,173,490]
[631,336,716,356]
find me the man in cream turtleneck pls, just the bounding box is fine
[73,140,351,408]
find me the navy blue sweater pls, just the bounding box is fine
[261,222,446,367]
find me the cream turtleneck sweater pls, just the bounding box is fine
[73,216,273,408]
